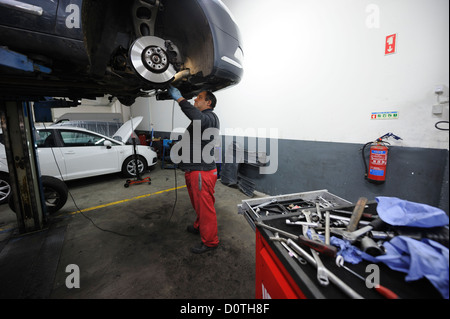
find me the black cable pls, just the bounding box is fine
[435,121,449,131]
[168,99,178,223]
[168,164,178,223]
[42,122,134,237]
[67,190,135,237]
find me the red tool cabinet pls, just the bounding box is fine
[255,229,306,299]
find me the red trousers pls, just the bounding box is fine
[185,169,219,247]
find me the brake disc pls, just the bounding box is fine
[130,36,177,83]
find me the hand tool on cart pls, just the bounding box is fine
[346,197,368,232]
[252,198,277,210]
[286,214,371,228]
[315,198,323,220]
[325,210,331,245]
[302,210,329,286]
[330,218,386,243]
[255,221,337,257]
[310,248,329,286]
[285,220,320,228]
[269,235,364,299]
[314,198,331,245]
[360,236,385,256]
[332,209,377,220]
[272,232,307,265]
[335,256,399,299]
[316,195,334,208]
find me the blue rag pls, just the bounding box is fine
[335,235,449,299]
[362,236,449,299]
[376,197,449,228]
[311,196,450,298]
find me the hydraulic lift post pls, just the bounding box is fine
[0,99,46,233]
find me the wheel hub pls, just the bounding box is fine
[143,46,168,73]
[130,36,176,83]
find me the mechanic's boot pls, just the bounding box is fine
[190,242,218,254]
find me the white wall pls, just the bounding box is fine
[132,97,190,134]
[52,97,128,122]
[142,0,449,149]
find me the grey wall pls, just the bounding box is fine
[155,131,449,214]
[221,136,449,214]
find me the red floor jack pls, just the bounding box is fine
[124,137,152,188]
[124,176,151,187]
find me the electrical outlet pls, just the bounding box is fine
[432,104,443,115]
[435,85,444,95]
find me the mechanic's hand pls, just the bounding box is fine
[168,85,183,100]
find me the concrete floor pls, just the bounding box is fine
[0,165,264,299]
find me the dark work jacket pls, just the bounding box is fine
[177,99,220,172]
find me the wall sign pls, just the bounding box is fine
[385,34,397,55]
[371,111,399,120]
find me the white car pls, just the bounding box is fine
[0,116,157,204]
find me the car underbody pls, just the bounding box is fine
[0,0,243,105]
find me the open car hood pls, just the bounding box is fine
[112,116,143,143]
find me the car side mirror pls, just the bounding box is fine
[104,140,112,149]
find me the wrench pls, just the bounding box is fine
[252,198,277,210]
[311,249,329,286]
[330,218,386,243]
[325,210,330,245]
[302,210,329,286]
[268,233,363,298]
[286,220,320,227]
[315,199,323,220]
[271,233,307,265]
[285,239,363,299]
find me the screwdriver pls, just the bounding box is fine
[336,258,399,299]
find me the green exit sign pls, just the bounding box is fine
[371,111,399,120]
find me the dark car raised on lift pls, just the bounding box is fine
[0,0,244,104]
[0,0,243,220]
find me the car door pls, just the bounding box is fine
[36,129,67,178]
[57,129,120,180]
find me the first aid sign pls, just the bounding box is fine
[385,34,397,55]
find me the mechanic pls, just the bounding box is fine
[168,85,220,254]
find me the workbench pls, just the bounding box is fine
[239,190,446,299]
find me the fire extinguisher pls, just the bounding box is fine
[362,133,402,184]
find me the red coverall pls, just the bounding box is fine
[185,169,219,247]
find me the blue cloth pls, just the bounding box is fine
[331,236,364,264]
[334,234,449,299]
[361,236,449,299]
[376,197,449,228]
